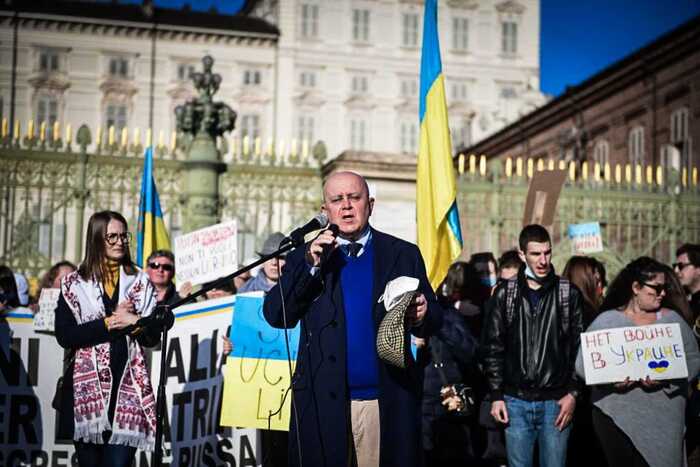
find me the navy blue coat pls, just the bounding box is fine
[263,228,441,467]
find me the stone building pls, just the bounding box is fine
[461,14,700,179]
[0,0,546,159]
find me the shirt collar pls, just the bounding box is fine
[337,226,371,257]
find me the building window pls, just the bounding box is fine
[593,140,609,167]
[176,64,195,82]
[352,9,370,42]
[300,4,319,39]
[108,57,129,78]
[400,78,418,99]
[500,86,517,99]
[628,126,645,165]
[297,115,314,143]
[350,118,367,150]
[670,108,689,144]
[501,21,518,55]
[36,96,59,139]
[452,17,468,51]
[451,121,472,150]
[243,70,262,86]
[450,82,468,102]
[39,50,60,72]
[402,13,419,47]
[240,115,260,140]
[299,70,317,89]
[400,120,418,153]
[105,104,128,130]
[351,75,369,95]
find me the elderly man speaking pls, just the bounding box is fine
[264,171,441,467]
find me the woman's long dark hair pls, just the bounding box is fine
[77,211,136,283]
[563,256,601,314]
[0,265,20,308]
[600,256,691,322]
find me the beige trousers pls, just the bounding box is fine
[348,399,381,467]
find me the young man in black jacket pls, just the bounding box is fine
[481,224,584,467]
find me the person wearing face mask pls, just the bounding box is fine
[575,257,700,467]
[481,224,584,467]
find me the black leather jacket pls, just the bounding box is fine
[481,269,584,401]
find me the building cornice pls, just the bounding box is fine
[461,14,700,159]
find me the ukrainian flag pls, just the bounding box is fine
[416,0,463,290]
[136,147,171,268]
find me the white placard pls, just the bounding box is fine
[174,220,238,290]
[581,323,688,385]
[33,288,60,332]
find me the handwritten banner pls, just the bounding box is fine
[174,220,238,290]
[568,222,604,254]
[581,323,688,385]
[220,293,299,431]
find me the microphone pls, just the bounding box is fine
[286,212,330,245]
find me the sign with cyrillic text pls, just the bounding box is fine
[581,323,688,385]
[174,220,238,291]
[568,222,604,254]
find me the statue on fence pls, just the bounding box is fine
[175,55,236,139]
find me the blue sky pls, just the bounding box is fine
[110,0,700,97]
[541,0,700,96]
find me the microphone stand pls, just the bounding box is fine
[149,235,304,467]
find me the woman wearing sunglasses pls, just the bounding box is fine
[54,210,162,467]
[575,257,700,467]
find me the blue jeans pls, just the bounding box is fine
[504,395,571,467]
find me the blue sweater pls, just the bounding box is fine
[341,240,379,400]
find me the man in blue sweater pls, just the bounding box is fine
[263,171,441,467]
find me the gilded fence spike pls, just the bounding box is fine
[66,124,72,145]
[693,168,698,187]
[593,162,601,182]
[479,155,486,176]
[133,128,141,147]
[581,161,588,181]
[120,128,128,148]
[682,168,688,187]
[516,157,523,177]
[505,157,512,178]
[27,119,35,139]
[255,137,262,156]
[558,160,566,171]
[527,158,534,179]
[615,164,622,184]
[635,164,642,185]
[1,118,7,138]
[242,135,250,156]
[604,163,611,182]
[158,130,164,149]
[39,121,46,142]
[96,126,102,147]
[537,158,544,172]
[302,139,310,162]
[53,121,60,143]
[646,165,653,185]
[625,164,632,184]
[469,154,476,174]
[277,139,286,164]
[266,137,274,157]
[656,166,663,186]
[108,126,115,146]
[146,128,152,148]
[548,159,555,171]
[458,154,465,175]
[13,120,20,140]
[170,131,177,152]
[568,161,576,181]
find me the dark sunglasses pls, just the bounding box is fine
[673,262,694,271]
[148,261,174,272]
[104,232,132,245]
[641,282,668,295]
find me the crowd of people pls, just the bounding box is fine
[1,171,700,467]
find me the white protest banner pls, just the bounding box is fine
[34,288,60,332]
[567,222,604,254]
[581,323,688,385]
[1,297,261,467]
[174,220,238,290]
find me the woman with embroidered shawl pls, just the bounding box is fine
[55,211,160,466]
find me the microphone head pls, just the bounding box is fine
[314,212,329,229]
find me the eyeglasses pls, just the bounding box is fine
[673,262,694,271]
[148,261,174,272]
[642,282,668,295]
[104,232,132,245]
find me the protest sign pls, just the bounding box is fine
[0,297,261,466]
[568,222,604,254]
[33,288,60,332]
[220,293,299,431]
[522,169,567,227]
[174,220,238,290]
[580,323,688,385]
